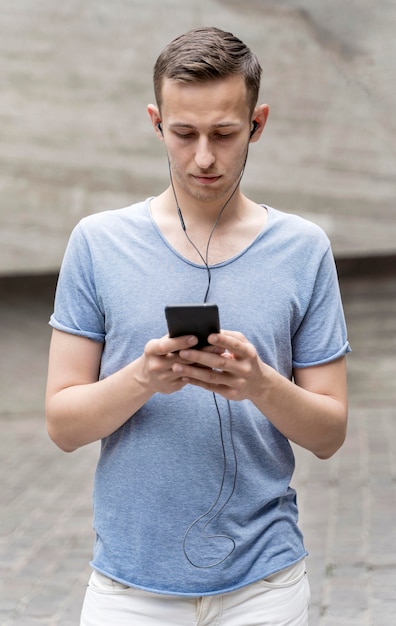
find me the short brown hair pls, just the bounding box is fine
[153,27,262,115]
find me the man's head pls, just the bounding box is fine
[153,27,262,116]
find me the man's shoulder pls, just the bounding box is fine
[79,199,150,230]
[267,205,330,245]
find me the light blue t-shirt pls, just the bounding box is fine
[50,199,350,596]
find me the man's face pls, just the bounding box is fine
[158,75,253,204]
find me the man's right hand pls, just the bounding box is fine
[136,334,199,395]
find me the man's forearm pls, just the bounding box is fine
[46,357,153,452]
[251,360,348,459]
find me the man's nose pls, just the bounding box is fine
[194,138,215,170]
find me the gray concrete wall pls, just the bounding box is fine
[1,0,395,274]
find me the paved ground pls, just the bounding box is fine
[0,267,395,625]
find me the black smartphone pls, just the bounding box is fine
[165,304,220,349]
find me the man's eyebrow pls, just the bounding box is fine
[168,123,195,129]
[168,121,242,130]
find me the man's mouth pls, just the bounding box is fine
[192,174,221,185]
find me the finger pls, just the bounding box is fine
[206,331,251,359]
[173,361,232,387]
[178,347,236,372]
[146,334,198,356]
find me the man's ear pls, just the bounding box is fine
[249,104,270,143]
[147,104,163,139]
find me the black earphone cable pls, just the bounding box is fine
[182,397,238,568]
[165,133,252,567]
[168,149,248,302]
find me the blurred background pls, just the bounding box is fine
[0,1,395,624]
[1,0,395,272]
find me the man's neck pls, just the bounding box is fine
[150,188,267,266]
[158,185,247,228]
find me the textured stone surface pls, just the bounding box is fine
[1,0,395,274]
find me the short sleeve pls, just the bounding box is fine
[49,222,105,342]
[292,247,351,368]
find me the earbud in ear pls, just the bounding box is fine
[157,122,163,135]
[249,120,259,138]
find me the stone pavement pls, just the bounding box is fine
[0,268,395,625]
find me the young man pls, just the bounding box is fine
[46,27,350,625]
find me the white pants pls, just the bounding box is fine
[80,559,310,625]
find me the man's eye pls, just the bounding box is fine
[175,132,194,139]
[215,133,232,140]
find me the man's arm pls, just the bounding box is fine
[290,358,347,458]
[174,330,348,459]
[45,329,198,452]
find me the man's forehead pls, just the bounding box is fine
[159,75,250,114]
